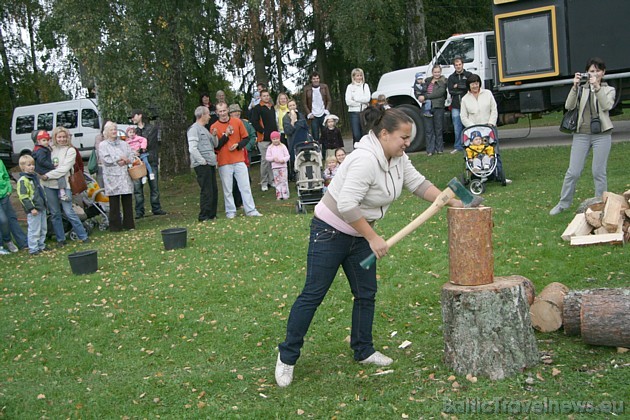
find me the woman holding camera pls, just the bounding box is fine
[550,57,616,215]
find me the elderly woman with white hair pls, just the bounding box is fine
[345,68,371,145]
[99,121,136,231]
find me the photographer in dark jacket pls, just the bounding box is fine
[447,57,472,153]
[130,109,167,218]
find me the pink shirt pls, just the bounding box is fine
[127,135,147,152]
[265,143,290,169]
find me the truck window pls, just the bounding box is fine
[486,35,496,60]
[82,108,99,129]
[57,110,78,129]
[437,38,475,66]
[37,113,54,131]
[15,115,35,134]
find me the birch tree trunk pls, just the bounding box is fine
[407,0,428,66]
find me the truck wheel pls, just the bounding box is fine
[396,105,425,152]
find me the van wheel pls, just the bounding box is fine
[396,105,425,152]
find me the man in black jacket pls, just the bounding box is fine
[447,57,472,154]
[130,109,167,218]
[250,90,277,191]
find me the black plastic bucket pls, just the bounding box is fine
[68,250,98,275]
[161,228,187,250]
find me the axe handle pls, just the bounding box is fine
[359,187,456,270]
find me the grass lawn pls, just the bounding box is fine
[1,141,628,418]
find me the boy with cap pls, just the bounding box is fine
[413,72,432,117]
[17,155,48,255]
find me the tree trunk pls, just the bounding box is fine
[406,0,428,66]
[249,5,268,87]
[441,276,539,380]
[581,293,630,348]
[563,288,630,336]
[26,6,41,103]
[0,24,16,107]
[270,2,285,91]
[312,0,328,81]
[529,282,569,332]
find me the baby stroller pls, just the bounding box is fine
[81,172,109,232]
[461,125,507,195]
[294,140,324,214]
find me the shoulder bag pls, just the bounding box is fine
[69,169,88,194]
[559,87,583,134]
[589,92,601,134]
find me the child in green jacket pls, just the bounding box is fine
[17,155,48,255]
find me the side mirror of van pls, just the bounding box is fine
[93,120,100,129]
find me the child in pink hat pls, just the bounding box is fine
[265,131,290,200]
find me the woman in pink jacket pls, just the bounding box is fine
[265,131,290,200]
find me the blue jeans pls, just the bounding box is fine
[27,211,47,253]
[558,132,611,208]
[45,187,88,242]
[0,194,28,248]
[451,108,464,151]
[349,112,363,144]
[278,217,378,365]
[134,168,163,217]
[140,153,153,176]
[218,162,257,216]
[310,115,325,143]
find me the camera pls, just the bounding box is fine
[580,72,591,83]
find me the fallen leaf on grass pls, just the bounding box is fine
[37,394,46,399]
[297,409,305,415]
[536,372,545,382]
[465,373,477,383]
[552,368,561,376]
[398,340,412,349]
[447,375,456,381]
[371,369,394,376]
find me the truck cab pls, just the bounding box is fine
[376,32,496,152]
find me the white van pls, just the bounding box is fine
[11,98,101,163]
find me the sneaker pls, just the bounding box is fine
[0,247,10,255]
[149,173,155,180]
[427,153,433,157]
[4,242,18,253]
[153,210,167,216]
[261,185,268,192]
[450,149,460,154]
[81,238,91,243]
[549,204,566,216]
[505,178,513,185]
[275,353,294,388]
[29,250,41,256]
[359,351,393,367]
[226,213,236,219]
[247,211,263,217]
[135,214,144,219]
[57,241,67,248]
[141,176,148,184]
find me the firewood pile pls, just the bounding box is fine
[527,282,629,350]
[561,191,630,245]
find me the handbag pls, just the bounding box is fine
[590,93,602,134]
[559,87,582,134]
[69,169,88,194]
[128,158,147,180]
[88,149,98,174]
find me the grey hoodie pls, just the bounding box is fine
[327,131,431,223]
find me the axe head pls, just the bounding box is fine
[447,177,484,208]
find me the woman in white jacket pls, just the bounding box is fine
[345,68,371,145]
[40,127,89,246]
[275,106,463,387]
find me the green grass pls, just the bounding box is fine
[1,142,629,418]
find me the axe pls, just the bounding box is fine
[360,177,483,270]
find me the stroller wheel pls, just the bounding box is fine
[460,172,469,186]
[469,179,485,195]
[295,202,302,214]
[69,231,79,241]
[99,223,109,231]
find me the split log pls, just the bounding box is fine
[602,192,628,232]
[529,282,569,332]
[561,213,593,241]
[625,209,630,219]
[441,276,539,380]
[571,219,624,246]
[563,288,630,336]
[447,207,493,286]
[581,293,630,347]
[584,208,602,228]
[622,190,630,201]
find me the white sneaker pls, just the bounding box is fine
[549,204,565,216]
[359,351,393,367]
[247,211,263,217]
[226,213,236,219]
[0,247,10,255]
[275,353,294,387]
[149,173,155,180]
[261,185,268,192]
[5,242,18,253]
[141,176,148,184]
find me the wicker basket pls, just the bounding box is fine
[128,159,147,180]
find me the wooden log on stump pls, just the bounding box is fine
[581,293,630,347]
[529,282,569,332]
[441,276,539,380]
[447,206,493,286]
[563,288,630,336]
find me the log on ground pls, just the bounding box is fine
[563,288,630,336]
[581,293,630,348]
[441,276,539,380]
[529,282,569,332]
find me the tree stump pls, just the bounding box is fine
[581,293,630,347]
[563,288,630,336]
[529,282,569,332]
[447,206,493,286]
[441,276,539,380]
